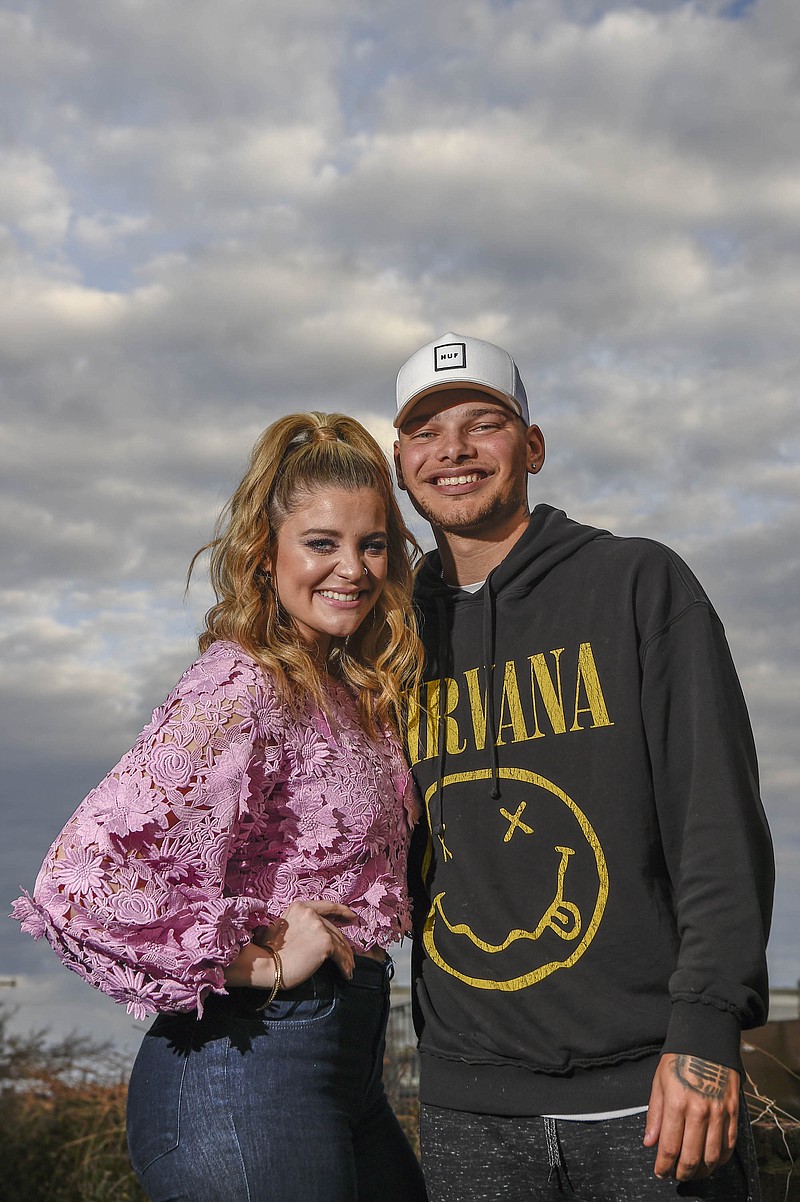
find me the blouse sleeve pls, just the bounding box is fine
[12,643,283,1019]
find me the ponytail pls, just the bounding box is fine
[189,412,421,735]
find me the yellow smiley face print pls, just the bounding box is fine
[421,768,608,990]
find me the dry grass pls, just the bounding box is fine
[0,1002,145,1202]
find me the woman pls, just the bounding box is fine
[13,412,428,1202]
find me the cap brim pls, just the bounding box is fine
[394,380,523,428]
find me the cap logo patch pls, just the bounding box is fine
[434,341,466,371]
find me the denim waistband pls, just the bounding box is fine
[217,953,393,1014]
[290,952,393,995]
[349,952,395,992]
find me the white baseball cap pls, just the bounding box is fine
[394,331,529,428]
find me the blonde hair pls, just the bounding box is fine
[190,412,422,736]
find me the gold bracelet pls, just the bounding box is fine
[255,943,283,1011]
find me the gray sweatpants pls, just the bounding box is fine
[419,1102,760,1202]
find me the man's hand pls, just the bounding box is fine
[644,1053,739,1181]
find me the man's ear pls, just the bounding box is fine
[526,425,545,474]
[393,442,407,491]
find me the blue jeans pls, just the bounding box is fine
[127,955,427,1202]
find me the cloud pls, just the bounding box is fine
[0,147,71,248]
[2,0,797,1035]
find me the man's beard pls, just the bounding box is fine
[408,483,528,535]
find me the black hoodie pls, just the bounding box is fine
[406,505,773,1116]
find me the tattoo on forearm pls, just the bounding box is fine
[673,1055,730,1099]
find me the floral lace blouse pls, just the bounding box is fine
[13,641,418,1020]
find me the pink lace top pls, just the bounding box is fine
[13,641,418,1020]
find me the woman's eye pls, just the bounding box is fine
[364,540,388,555]
[306,539,336,552]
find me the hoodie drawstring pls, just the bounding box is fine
[431,593,449,849]
[482,576,501,800]
[430,575,502,849]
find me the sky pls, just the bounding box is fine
[1,0,798,1058]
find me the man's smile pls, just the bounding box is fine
[428,470,489,490]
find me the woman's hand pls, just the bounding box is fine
[224,900,357,991]
[253,899,357,988]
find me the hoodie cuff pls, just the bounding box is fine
[662,999,743,1073]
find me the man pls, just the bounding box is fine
[393,331,774,1201]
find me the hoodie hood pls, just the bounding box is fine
[416,504,608,604]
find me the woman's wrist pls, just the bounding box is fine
[255,944,282,1010]
[223,941,281,989]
